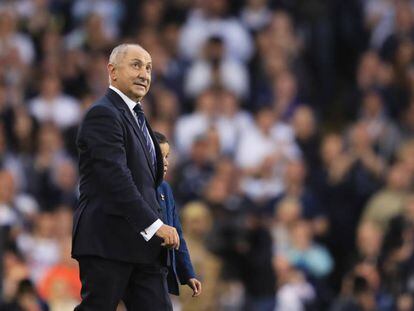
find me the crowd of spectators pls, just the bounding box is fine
[1,0,414,310]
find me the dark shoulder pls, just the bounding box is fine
[84,97,119,118]
[86,96,117,115]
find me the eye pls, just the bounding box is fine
[131,62,141,69]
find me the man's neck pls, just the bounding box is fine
[109,85,140,103]
[109,85,140,113]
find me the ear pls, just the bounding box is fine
[108,63,117,81]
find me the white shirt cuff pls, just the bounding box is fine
[140,219,163,241]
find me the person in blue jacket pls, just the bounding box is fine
[154,131,202,297]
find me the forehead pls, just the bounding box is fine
[160,142,170,153]
[125,46,152,63]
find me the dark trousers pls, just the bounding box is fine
[74,256,172,311]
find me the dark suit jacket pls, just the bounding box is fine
[156,181,195,295]
[72,88,165,264]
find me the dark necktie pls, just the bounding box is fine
[133,104,156,171]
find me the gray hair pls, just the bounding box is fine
[108,44,129,67]
[108,43,147,67]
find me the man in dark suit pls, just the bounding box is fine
[72,43,180,311]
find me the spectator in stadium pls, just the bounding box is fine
[271,70,302,122]
[37,237,80,311]
[284,220,333,279]
[292,105,321,178]
[179,0,254,63]
[25,123,70,211]
[233,212,277,311]
[357,90,401,161]
[172,134,215,205]
[268,160,327,232]
[28,76,81,130]
[175,88,218,155]
[240,0,272,32]
[179,201,222,311]
[361,162,412,231]
[353,221,383,268]
[0,278,48,311]
[184,35,249,99]
[236,105,300,200]
[0,170,21,230]
[16,211,60,284]
[274,256,316,311]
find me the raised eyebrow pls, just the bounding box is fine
[130,59,143,63]
[130,59,152,67]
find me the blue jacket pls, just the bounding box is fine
[157,181,196,295]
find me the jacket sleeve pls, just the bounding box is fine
[77,104,159,232]
[167,184,196,283]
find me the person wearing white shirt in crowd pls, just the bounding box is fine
[0,8,35,66]
[179,0,253,63]
[175,88,253,156]
[29,76,81,130]
[236,106,301,200]
[184,36,250,100]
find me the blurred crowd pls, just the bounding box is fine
[2,0,414,310]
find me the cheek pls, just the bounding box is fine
[117,74,128,84]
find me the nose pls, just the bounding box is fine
[138,69,149,81]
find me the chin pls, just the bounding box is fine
[135,92,147,100]
[132,89,147,99]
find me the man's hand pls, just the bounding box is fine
[187,278,202,297]
[155,224,180,250]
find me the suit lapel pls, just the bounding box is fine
[105,89,157,181]
[147,122,164,186]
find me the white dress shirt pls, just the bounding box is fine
[109,85,163,241]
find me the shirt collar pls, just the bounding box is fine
[109,85,140,113]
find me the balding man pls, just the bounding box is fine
[72,44,179,311]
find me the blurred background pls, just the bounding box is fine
[1,0,414,310]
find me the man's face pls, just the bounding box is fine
[109,45,152,102]
[159,142,170,177]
